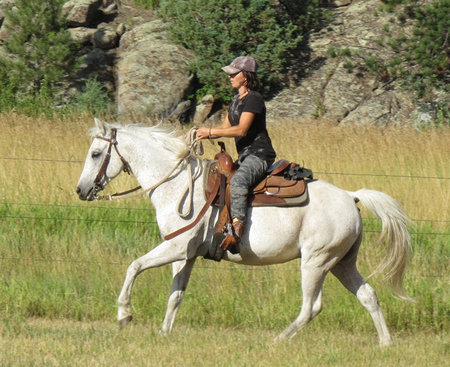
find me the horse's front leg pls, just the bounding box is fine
[117,240,186,328]
[160,258,196,335]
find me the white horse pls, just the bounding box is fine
[76,119,413,346]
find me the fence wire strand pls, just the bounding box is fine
[1,155,449,180]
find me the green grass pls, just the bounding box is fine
[0,202,448,333]
[0,319,447,367]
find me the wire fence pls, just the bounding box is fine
[1,155,448,275]
[1,213,449,236]
[2,155,450,180]
[0,255,446,280]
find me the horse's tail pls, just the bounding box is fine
[348,189,414,301]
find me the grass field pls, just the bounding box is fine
[0,112,448,366]
[0,319,447,367]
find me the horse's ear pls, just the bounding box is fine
[94,118,109,136]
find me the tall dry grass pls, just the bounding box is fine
[1,113,448,222]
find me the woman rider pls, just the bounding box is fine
[196,56,276,251]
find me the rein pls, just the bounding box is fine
[94,127,207,224]
[93,127,214,240]
[96,155,186,202]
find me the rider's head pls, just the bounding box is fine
[222,56,260,90]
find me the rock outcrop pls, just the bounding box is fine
[63,0,103,27]
[116,20,194,120]
[265,0,422,125]
[0,0,443,125]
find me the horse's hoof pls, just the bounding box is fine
[158,329,169,337]
[119,315,133,329]
[274,331,292,343]
[379,338,394,347]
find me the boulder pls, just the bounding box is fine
[321,61,377,121]
[101,0,120,15]
[69,27,97,45]
[116,23,126,36]
[343,90,400,125]
[62,0,103,27]
[193,94,215,125]
[332,0,353,6]
[168,100,192,123]
[116,19,195,119]
[93,25,119,49]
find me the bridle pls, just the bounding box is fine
[91,127,217,240]
[94,128,132,191]
[92,127,202,205]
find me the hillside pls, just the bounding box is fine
[0,0,447,125]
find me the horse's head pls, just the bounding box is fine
[76,118,131,201]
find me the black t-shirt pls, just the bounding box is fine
[228,91,276,163]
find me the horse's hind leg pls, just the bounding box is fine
[331,259,393,346]
[160,259,196,335]
[276,261,327,341]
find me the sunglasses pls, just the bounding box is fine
[229,71,241,78]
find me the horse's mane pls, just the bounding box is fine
[138,124,190,161]
[89,120,190,161]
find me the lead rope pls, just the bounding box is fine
[175,128,205,218]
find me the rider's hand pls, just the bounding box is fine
[196,127,210,140]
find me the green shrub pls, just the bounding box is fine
[157,0,328,101]
[407,1,449,91]
[0,0,80,96]
[364,0,449,124]
[375,0,448,92]
[75,77,112,116]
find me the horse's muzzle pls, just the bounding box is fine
[76,185,99,201]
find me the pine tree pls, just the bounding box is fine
[0,0,80,97]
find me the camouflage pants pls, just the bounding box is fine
[230,155,271,223]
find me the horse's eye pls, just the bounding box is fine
[91,151,102,159]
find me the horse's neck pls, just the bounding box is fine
[144,156,211,234]
[123,134,185,191]
[133,148,207,212]
[119,131,210,231]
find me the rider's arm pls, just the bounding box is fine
[196,112,255,140]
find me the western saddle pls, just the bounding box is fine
[205,142,312,248]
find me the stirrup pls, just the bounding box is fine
[203,232,226,262]
[220,234,240,254]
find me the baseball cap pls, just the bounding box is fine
[222,56,257,74]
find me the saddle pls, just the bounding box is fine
[205,142,313,234]
[164,142,313,243]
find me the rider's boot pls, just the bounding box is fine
[220,218,244,254]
